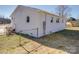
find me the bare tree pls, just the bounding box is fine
[56,5,71,18]
[56,5,71,22]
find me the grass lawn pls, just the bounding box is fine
[0,27,79,54]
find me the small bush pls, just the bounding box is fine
[5,26,13,36]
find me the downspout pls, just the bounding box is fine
[44,13,46,35]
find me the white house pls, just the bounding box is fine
[10,5,66,38]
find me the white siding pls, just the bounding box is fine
[46,14,65,34]
[11,6,66,38]
[11,6,41,37]
[38,13,66,37]
[37,12,46,37]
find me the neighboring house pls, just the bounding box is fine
[66,17,78,27]
[66,21,78,27]
[0,18,11,24]
[10,5,66,38]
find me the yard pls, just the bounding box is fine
[0,27,79,54]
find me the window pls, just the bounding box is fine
[51,17,53,23]
[26,16,30,23]
[11,17,13,20]
[56,18,59,23]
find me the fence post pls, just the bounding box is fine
[37,28,38,38]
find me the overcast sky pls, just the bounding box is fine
[0,5,79,19]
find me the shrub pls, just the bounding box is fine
[5,26,13,35]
